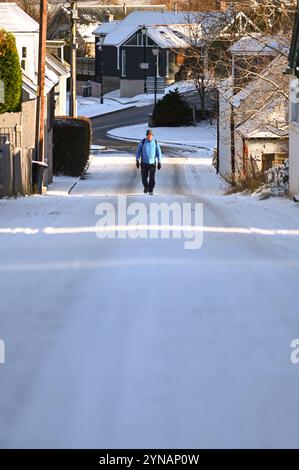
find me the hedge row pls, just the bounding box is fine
[53,116,92,176]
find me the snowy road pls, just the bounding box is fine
[0,152,299,448]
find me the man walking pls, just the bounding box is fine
[136,129,162,195]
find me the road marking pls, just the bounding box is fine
[1,257,299,272]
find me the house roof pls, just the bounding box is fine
[93,20,121,36]
[229,34,289,56]
[48,5,104,30]
[236,94,289,139]
[77,23,100,42]
[231,54,289,109]
[287,1,299,76]
[0,2,39,33]
[101,9,259,48]
[146,25,191,49]
[22,65,59,99]
[77,7,104,25]
[102,11,191,46]
[46,52,70,77]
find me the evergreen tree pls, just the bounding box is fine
[0,29,22,114]
[153,89,193,127]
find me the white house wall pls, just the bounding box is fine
[234,133,288,172]
[289,122,299,194]
[218,91,232,181]
[14,32,39,81]
[54,75,67,116]
[289,77,299,195]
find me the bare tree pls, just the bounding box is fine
[174,0,296,119]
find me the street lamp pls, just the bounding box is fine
[97,33,105,104]
[141,25,147,94]
[152,48,159,105]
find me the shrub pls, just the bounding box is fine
[226,158,266,194]
[152,88,193,127]
[0,30,22,114]
[53,116,92,176]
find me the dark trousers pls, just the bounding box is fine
[141,163,156,191]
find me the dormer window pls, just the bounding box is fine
[137,31,147,46]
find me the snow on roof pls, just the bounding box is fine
[46,53,70,77]
[236,94,289,139]
[101,9,239,47]
[187,9,232,35]
[103,11,190,46]
[77,23,100,42]
[0,2,39,33]
[229,34,289,56]
[231,54,289,108]
[146,25,191,49]
[22,65,58,98]
[92,21,121,36]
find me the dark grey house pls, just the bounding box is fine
[93,11,191,97]
[93,9,259,98]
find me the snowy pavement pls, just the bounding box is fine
[0,152,299,448]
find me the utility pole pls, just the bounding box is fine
[98,33,105,104]
[152,48,159,105]
[35,0,47,164]
[69,0,78,117]
[141,25,147,94]
[34,0,47,194]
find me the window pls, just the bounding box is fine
[21,46,27,71]
[137,32,147,46]
[137,32,142,46]
[121,49,126,77]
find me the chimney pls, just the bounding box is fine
[215,0,232,11]
[104,10,114,23]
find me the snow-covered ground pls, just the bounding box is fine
[108,122,217,156]
[75,81,197,118]
[71,95,135,118]
[105,80,196,106]
[0,150,299,448]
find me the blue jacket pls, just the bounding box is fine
[136,138,162,164]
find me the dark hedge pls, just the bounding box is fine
[53,116,92,176]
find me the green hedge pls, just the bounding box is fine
[0,29,22,114]
[53,116,92,176]
[152,88,193,127]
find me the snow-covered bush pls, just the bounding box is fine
[265,159,289,195]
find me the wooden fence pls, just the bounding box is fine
[0,143,33,197]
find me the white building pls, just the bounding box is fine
[218,35,289,182]
[0,2,70,183]
[287,6,299,196]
